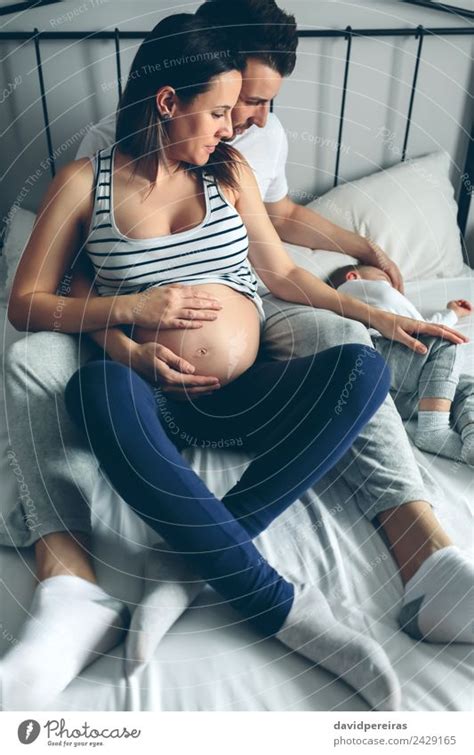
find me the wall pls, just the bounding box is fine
[1,0,472,263]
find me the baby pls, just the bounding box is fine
[328,263,473,466]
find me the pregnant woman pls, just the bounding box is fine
[3,14,466,712]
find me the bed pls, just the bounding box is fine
[1,222,473,712]
[0,18,473,713]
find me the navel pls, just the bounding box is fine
[195,346,209,358]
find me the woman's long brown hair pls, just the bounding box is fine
[115,13,246,192]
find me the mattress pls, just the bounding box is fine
[0,271,473,712]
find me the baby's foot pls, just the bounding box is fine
[414,411,463,461]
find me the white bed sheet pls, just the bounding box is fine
[0,272,473,712]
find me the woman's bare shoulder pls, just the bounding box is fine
[36,157,96,222]
[232,150,260,192]
[51,157,95,196]
[220,148,258,206]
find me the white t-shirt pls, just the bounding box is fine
[75,112,289,203]
[339,279,458,335]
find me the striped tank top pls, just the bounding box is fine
[84,145,265,322]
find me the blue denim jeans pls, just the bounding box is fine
[66,344,390,635]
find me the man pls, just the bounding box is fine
[1,0,472,709]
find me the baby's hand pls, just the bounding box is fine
[447,299,473,318]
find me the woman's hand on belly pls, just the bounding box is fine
[134,284,261,386]
[129,341,223,396]
[130,283,223,330]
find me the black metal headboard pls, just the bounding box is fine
[0,23,472,242]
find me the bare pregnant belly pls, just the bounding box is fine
[134,284,261,385]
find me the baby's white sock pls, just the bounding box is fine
[414,410,463,461]
[399,545,474,644]
[0,575,129,710]
[125,545,205,674]
[460,424,474,467]
[276,584,401,711]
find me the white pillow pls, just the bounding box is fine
[1,208,36,301]
[304,151,464,282]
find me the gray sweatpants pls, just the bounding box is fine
[372,333,465,412]
[2,294,467,548]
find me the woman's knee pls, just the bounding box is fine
[336,343,391,410]
[307,343,390,412]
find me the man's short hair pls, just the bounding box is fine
[196,0,298,77]
[327,264,362,289]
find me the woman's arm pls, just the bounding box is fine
[8,159,135,332]
[235,161,468,353]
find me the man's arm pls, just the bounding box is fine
[265,194,404,292]
[265,194,368,256]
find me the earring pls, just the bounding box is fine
[162,113,171,120]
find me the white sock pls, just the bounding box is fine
[0,575,129,710]
[461,425,474,467]
[414,410,463,461]
[399,545,474,644]
[125,545,205,674]
[276,584,401,711]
